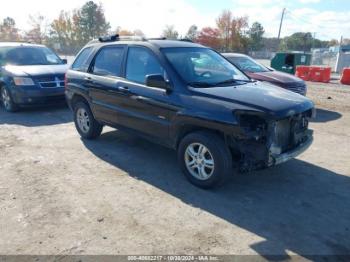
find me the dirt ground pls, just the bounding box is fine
[0,82,349,259]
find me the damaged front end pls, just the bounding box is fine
[232,109,314,173]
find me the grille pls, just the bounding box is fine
[35,75,65,88]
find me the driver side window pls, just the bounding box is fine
[126,47,167,84]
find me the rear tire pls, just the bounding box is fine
[73,101,103,139]
[1,86,18,112]
[178,131,232,189]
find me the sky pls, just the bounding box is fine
[0,0,349,40]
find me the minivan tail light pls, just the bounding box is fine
[64,73,67,89]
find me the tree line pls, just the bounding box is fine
[177,10,340,53]
[0,2,344,55]
[0,1,111,54]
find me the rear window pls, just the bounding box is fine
[71,47,93,71]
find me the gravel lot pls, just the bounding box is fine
[0,82,349,258]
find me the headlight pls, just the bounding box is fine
[234,110,267,129]
[13,77,35,86]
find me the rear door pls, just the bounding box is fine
[85,45,126,124]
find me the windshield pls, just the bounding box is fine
[226,56,270,73]
[0,46,63,66]
[162,47,249,87]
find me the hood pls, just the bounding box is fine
[191,81,313,119]
[246,70,303,86]
[3,64,69,77]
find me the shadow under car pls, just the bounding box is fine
[82,129,350,259]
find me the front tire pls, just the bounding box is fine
[73,101,103,139]
[178,131,233,189]
[1,86,18,112]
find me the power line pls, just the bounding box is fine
[282,9,343,40]
[285,9,336,32]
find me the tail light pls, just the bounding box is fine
[64,73,67,90]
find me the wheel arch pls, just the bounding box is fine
[71,93,89,108]
[174,124,228,150]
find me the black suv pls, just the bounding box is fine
[65,35,315,188]
[0,42,68,112]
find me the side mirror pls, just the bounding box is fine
[61,59,68,64]
[145,74,171,91]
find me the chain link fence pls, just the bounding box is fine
[311,48,338,71]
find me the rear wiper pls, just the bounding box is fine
[188,82,215,88]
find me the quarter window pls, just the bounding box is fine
[92,46,124,77]
[71,47,93,71]
[126,47,166,84]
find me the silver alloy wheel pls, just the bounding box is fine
[1,87,11,110]
[184,143,215,180]
[76,108,90,133]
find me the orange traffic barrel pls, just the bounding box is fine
[340,68,350,85]
[295,66,310,81]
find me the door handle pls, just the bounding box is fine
[118,86,130,93]
[84,77,94,83]
[135,96,149,102]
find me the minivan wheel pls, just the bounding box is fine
[73,101,103,139]
[1,86,18,112]
[178,131,232,189]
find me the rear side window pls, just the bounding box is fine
[71,47,93,71]
[91,46,124,77]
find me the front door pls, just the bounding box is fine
[115,46,173,142]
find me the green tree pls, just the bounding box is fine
[162,25,179,39]
[0,17,20,41]
[185,25,198,41]
[75,1,110,45]
[280,32,328,51]
[248,22,264,51]
[262,37,280,52]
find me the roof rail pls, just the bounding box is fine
[179,38,193,43]
[98,34,146,43]
[148,37,193,43]
[91,35,195,45]
[98,34,119,42]
[148,37,167,40]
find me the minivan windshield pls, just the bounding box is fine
[0,46,64,66]
[162,47,250,87]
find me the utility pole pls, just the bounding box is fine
[312,32,316,50]
[277,8,286,40]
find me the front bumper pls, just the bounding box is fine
[9,85,65,105]
[270,130,313,166]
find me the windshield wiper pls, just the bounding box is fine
[188,82,216,88]
[188,79,255,88]
[214,79,254,86]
